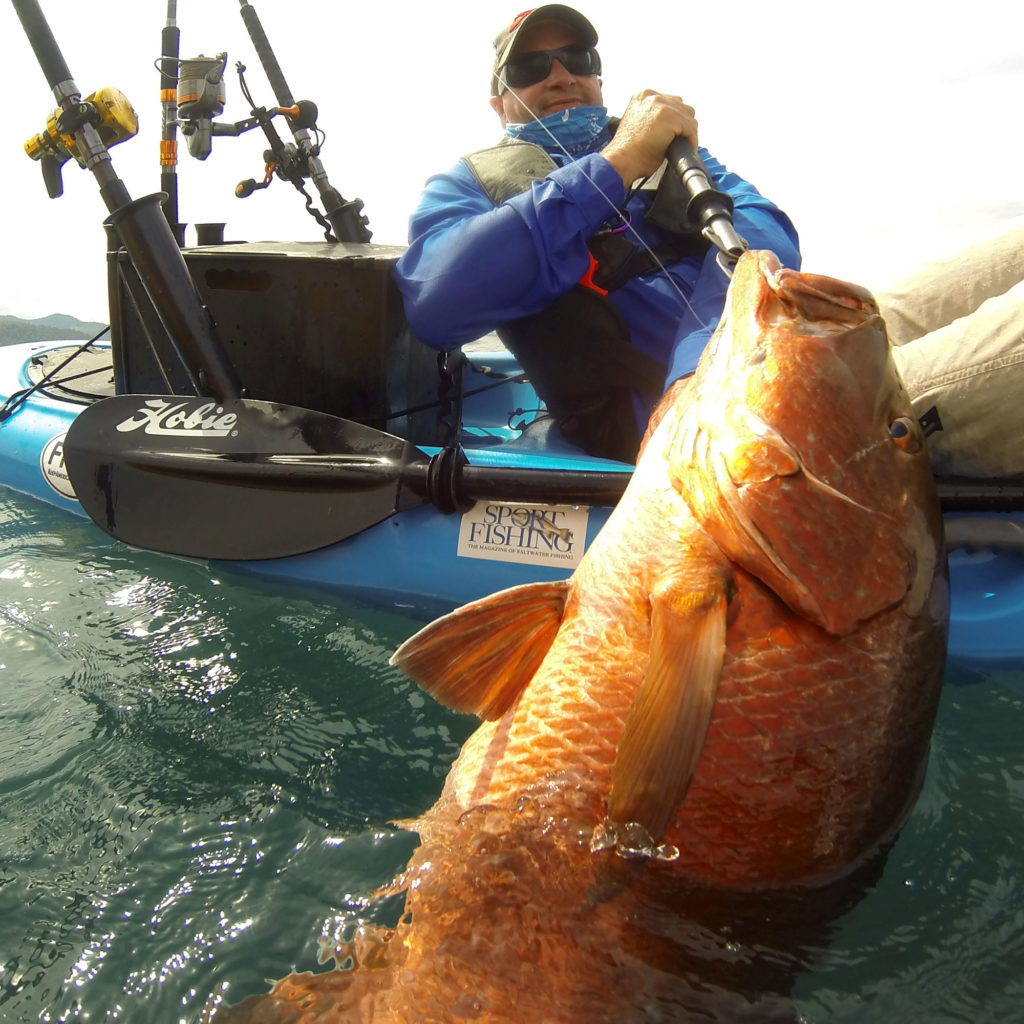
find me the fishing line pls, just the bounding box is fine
[495,70,710,329]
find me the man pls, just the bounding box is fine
[393,5,800,462]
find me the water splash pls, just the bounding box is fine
[590,818,680,862]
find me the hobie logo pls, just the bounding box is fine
[115,399,238,437]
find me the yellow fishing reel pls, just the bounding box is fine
[24,86,139,198]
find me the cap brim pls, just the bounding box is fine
[493,5,599,73]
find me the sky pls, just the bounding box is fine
[1,0,1022,323]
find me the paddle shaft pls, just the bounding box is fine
[110,443,631,506]
[105,443,1012,513]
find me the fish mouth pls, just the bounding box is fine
[764,255,880,329]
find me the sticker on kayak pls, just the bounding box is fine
[40,433,78,501]
[457,501,589,568]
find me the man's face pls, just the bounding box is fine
[490,20,603,126]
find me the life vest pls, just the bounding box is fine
[462,135,709,463]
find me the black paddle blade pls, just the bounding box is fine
[63,395,429,559]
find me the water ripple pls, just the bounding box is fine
[2,491,1023,1022]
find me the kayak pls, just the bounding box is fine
[6,0,1024,672]
[3,296,1024,672]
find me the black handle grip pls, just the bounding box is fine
[666,137,747,266]
[12,0,74,94]
[666,138,734,230]
[239,2,294,107]
[160,25,180,87]
[666,137,705,177]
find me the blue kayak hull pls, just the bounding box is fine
[2,340,1021,668]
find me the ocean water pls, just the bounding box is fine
[1,487,1022,1023]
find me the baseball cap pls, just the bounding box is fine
[491,6,599,95]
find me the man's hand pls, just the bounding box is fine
[601,90,699,187]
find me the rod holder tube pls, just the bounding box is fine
[106,194,241,400]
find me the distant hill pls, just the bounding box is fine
[0,313,109,347]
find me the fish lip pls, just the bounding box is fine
[755,250,783,277]
[764,257,880,325]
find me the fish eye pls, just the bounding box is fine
[889,417,922,453]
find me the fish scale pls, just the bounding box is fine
[663,574,940,885]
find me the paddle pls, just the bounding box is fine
[63,395,632,559]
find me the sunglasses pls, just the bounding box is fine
[501,45,602,90]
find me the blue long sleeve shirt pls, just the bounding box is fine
[393,145,800,421]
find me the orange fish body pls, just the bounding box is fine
[208,252,948,1022]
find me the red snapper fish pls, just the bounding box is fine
[207,250,948,1022]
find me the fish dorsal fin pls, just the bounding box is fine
[608,566,728,842]
[389,579,571,719]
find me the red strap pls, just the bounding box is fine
[578,253,609,295]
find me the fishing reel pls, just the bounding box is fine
[175,53,317,177]
[24,86,139,199]
[176,52,227,160]
[234,101,320,199]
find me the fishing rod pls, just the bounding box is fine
[14,0,241,401]
[159,0,183,242]
[234,0,371,242]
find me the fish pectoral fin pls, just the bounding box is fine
[608,571,728,842]
[389,579,571,719]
